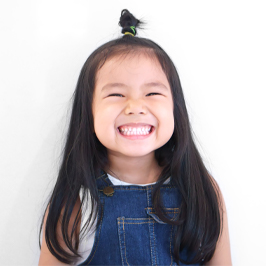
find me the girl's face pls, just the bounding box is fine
[92,54,174,160]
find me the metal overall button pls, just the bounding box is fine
[103,186,114,196]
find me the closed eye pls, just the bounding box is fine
[146,93,161,96]
[108,94,124,97]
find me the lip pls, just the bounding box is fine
[117,125,155,140]
[117,122,153,128]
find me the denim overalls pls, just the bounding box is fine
[79,173,199,265]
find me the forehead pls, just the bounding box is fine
[95,53,169,87]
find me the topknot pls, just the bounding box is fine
[119,9,143,36]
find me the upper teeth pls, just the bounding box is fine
[119,126,152,135]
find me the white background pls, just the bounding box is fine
[1,1,265,265]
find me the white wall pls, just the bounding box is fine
[1,1,265,265]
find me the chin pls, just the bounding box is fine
[116,147,158,158]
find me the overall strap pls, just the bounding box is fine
[96,172,115,197]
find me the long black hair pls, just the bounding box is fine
[39,9,222,264]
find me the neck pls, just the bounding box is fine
[105,151,163,184]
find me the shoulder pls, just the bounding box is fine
[206,176,232,265]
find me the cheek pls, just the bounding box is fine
[159,103,174,122]
[163,114,175,135]
[94,113,109,132]
[93,107,118,140]
[158,106,174,138]
[94,101,122,126]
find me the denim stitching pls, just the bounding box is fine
[117,217,154,224]
[119,218,151,220]
[149,212,179,214]
[146,207,180,211]
[118,222,154,225]
[170,225,173,266]
[148,219,154,266]
[153,220,157,266]
[118,218,153,221]
[118,219,159,266]
[117,218,125,266]
[146,188,157,266]
[123,218,130,266]
[115,187,150,191]
[96,173,106,180]
[146,187,151,208]
[148,211,179,214]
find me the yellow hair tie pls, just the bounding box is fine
[124,32,134,37]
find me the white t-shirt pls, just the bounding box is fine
[77,173,170,264]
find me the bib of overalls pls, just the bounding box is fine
[79,174,199,266]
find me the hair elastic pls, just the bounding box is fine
[124,32,134,36]
[124,26,136,37]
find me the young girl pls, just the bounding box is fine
[39,9,231,265]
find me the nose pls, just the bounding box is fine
[124,99,147,115]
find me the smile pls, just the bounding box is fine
[117,125,154,139]
[118,125,152,136]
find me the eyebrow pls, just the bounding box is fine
[144,82,168,91]
[101,82,168,92]
[101,83,128,92]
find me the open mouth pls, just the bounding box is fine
[118,125,154,136]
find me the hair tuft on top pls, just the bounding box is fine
[119,9,143,36]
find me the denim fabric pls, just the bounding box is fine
[79,174,199,266]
